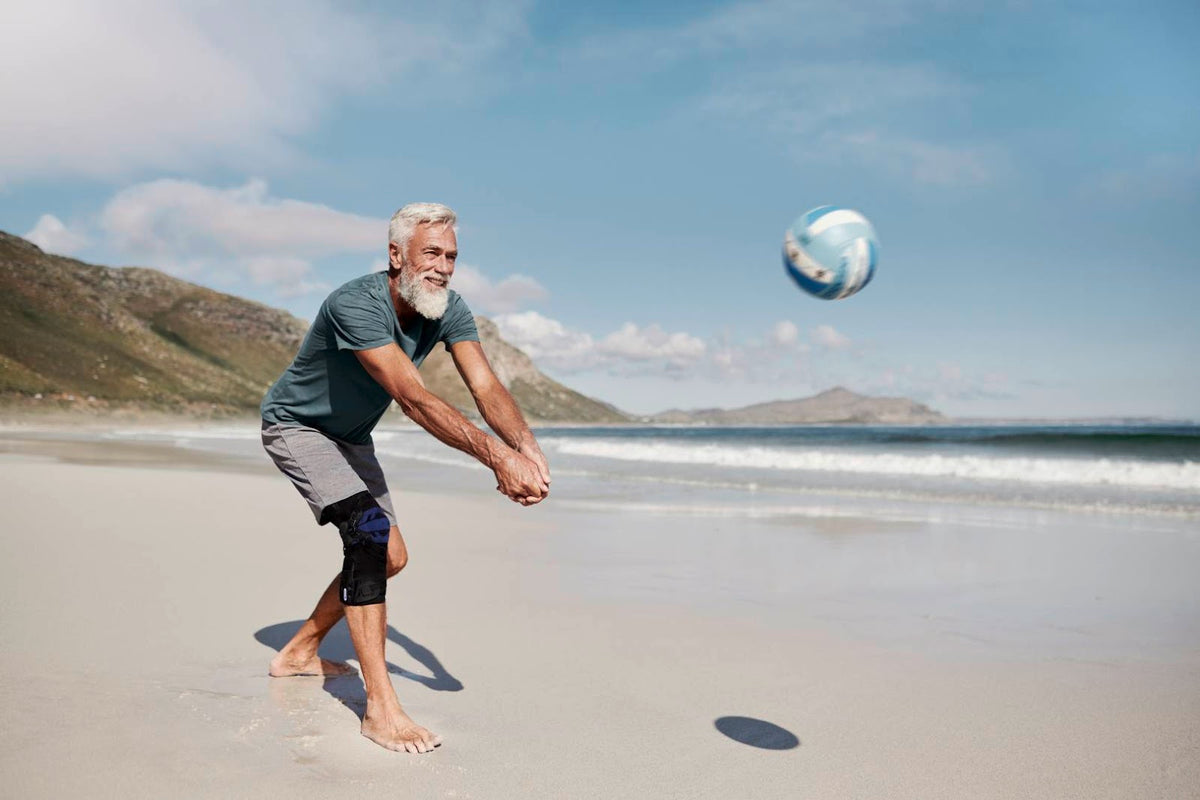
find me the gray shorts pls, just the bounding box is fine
[260,421,397,526]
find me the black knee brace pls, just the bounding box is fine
[322,491,390,606]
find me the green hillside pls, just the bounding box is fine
[0,231,629,422]
[0,231,308,413]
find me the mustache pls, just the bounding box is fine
[407,266,450,288]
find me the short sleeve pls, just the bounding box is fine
[323,286,395,351]
[439,292,480,349]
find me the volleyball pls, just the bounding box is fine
[782,206,879,300]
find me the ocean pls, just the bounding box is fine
[102,422,1200,523]
[83,420,1200,658]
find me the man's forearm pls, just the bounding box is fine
[395,386,508,468]
[473,384,536,451]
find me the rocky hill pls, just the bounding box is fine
[0,231,628,422]
[650,387,945,425]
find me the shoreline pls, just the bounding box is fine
[4,423,1198,524]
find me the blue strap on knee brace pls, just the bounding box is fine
[322,491,390,606]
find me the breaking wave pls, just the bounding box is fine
[543,438,1200,492]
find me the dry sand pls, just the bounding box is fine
[1,433,1198,799]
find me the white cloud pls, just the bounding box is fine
[493,311,596,370]
[812,324,851,349]
[598,323,707,367]
[0,1,530,183]
[244,256,330,299]
[452,264,547,313]
[704,321,815,382]
[494,314,846,383]
[770,320,800,346]
[97,177,380,297]
[1,1,374,182]
[55,177,540,304]
[100,178,382,262]
[23,214,88,255]
[494,313,706,376]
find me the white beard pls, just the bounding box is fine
[397,267,450,320]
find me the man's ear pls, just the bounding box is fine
[388,242,403,270]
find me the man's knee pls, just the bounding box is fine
[387,529,408,578]
[322,491,390,606]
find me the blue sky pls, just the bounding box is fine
[2,0,1197,419]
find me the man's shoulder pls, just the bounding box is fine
[444,289,472,316]
[328,271,387,301]
[439,290,477,328]
[436,290,480,345]
[320,272,388,315]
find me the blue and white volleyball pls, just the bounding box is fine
[782,206,879,300]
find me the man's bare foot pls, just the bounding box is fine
[268,651,358,678]
[361,701,442,754]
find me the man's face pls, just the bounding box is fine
[391,222,457,319]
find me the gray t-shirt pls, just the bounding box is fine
[261,271,479,444]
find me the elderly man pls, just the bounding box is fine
[260,202,550,754]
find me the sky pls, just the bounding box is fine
[2,0,1198,419]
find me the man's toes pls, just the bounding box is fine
[322,659,355,676]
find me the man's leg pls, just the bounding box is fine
[345,593,442,754]
[270,526,409,677]
[268,574,353,676]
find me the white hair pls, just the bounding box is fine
[387,202,457,256]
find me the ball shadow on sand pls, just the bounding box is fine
[714,716,800,750]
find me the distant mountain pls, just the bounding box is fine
[0,231,629,423]
[650,387,945,424]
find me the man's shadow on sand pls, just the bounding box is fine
[255,620,463,716]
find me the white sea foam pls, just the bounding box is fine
[374,443,488,471]
[543,438,1200,492]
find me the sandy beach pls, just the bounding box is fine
[1,427,1198,799]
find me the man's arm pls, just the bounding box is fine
[354,344,547,502]
[448,341,550,486]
